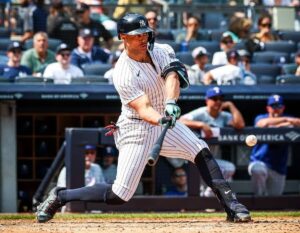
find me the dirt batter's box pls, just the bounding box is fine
[64,128,115,212]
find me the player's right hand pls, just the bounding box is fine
[158,116,176,128]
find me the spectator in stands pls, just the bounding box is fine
[262,0,299,6]
[212,31,236,65]
[57,144,105,188]
[248,94,300,196]
[176,16,208,45]
[228,14,252,41]
[47,1,78,49]
[20,0,48,42]
[104,50,121,84]
[43,43,83,84]
[295,51,300,76]
[187,46,209,85]
[70,28,111,70]
[251,13,279,43]
[204,49,256,85]
[101,146,118,184]
[145,10,174,40]
[21,32,55,76]
[179,86,244,196]
[0,41,32,81]
[238,49,257,85]
[75,3,113,49]
[113,0,149,20]
[164,167,188,196]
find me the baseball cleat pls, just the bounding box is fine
[226,201,251,222]
[36,187,65,223]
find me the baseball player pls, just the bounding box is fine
[36,13,251,223]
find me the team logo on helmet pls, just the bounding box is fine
[139,20,146,27]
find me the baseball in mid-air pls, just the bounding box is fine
[245,135,257,147]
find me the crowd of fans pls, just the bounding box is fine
[0,1,300,84]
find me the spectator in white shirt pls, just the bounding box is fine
[205,49,257,85]
[187,46,209,85]
[43,43,84,84]
[212,31,236,65]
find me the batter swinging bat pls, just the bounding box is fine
[147,121,171,166]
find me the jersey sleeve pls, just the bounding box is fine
[155,44,178,71]
[114,72,145,105]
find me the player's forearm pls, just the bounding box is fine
[165,72,180,101]
[229,106,245,129]
[138,106,162,125]
[256,117,288,128]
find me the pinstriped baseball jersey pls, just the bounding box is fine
[111,43,208,201]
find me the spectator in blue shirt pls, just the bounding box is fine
[0,41,32,81]
[248,94,300,196]
[164,167,188,196]
[70,28,111,71]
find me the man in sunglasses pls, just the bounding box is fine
[0,41,32,81]
[179,87,245,196]
[212,31,236,65]
[43,43,83,84]
[248,94,300,196]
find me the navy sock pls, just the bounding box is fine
[58,183,111,203]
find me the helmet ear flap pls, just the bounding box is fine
[148,31,155,51]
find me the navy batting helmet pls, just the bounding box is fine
[117,13,155,50]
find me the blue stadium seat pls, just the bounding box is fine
[188,40,220,54]
[203,12,227,29]
[282,63,297,75]
[252,51,290,64]
[250,64,281,84]
[175,51,194,66]
[209,29,226,41]
[264,41,296,54]
[204,64,224,72]
[156,40,180,53]
[82,63,112,76]
[15,76,54,83]
[156,29,175,40]
[0,27,10,38]
[25,38,62,52]
[0,38,12,52]
[279,31,300,44]
[276,74,300,84]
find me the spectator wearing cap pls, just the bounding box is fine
[104,50,121,84]
[212,31,236,65]
[180,86,245,196]
[187,46,209,85]
[43,43,84,84]
[21,32,55,76]
[101,146,118,184]
[70,28,111,70]
[248,94,300,196]
[75,3,113,49]
[57,144,105,188]
[203,50,256,85]
[0,41,32,81]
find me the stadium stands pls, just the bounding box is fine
[250,63,281,84]
[14,76,54,84]
[175,51,194,66]
[82,63,112,76]
[276,74,300,84]
[24,38,62,51]
[252,51,290,64]
[264,41,297,54]
[71,76,109,84]
[282,63,298,75]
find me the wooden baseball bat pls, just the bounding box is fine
[147,121,171,166]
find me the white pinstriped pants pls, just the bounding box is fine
[112,121,208,201]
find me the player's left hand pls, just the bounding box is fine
[164,99,181,120]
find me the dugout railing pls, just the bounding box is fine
[47,127,300,212]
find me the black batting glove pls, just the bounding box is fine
[164,99,181,120]
[158,116,176,128]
